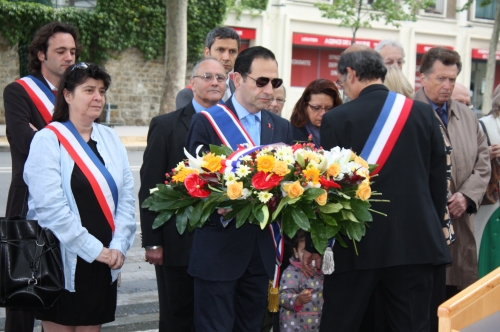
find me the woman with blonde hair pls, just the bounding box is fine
[383,65,413,98]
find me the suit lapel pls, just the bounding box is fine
[229,79,236,93]
[181,102,196,131]
[260,111,274,145]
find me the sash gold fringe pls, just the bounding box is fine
[267,285,279,312]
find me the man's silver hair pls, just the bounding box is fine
[191,57,220,77]
[374,39,405,59]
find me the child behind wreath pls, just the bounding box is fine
[279,230,324,331]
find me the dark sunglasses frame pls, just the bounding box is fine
[70,62,89,72]
[245,75,283,89]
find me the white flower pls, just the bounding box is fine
[236,164,251,177]
[274,146,294,160]
[240,155,252,162]
[183,146,205,173]
[257,191,273,203]
[223,171,239,183]
[240,188,251,199]
[304,182,321,190]
[174,161,185,172]
[149,187,159,194]
[283,155,295,165]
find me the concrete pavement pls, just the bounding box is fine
[0,124,162,332]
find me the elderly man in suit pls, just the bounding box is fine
[3,21,80,332]
[139,57,227,331]
[185,46,294,332]
[414,47,490,299]
[303,45,451,331]
[175,26,240,109]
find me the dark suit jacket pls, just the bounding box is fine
[4,73,49,217]
[138,102,196,266]
[319,84,451,272]
[292,125,310,143]
[185,97,294,281]
[175,79,236,110]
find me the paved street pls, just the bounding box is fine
[0,146,161,332]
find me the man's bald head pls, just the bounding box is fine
[451,83,471,107]
[343,44,374,54]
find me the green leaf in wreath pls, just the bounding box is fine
[236,203,254,228]
[310,220,329,255]
[189,200,205,226]
[209,144,233,156]
[169,198,199,210]
[158,184,181,198]
[223,201,248,220]
[281,206,299,239]
[152,210,175,229]
[296,153,305,168]
[272,196,300,220]
[148,200,177,212]
[318,202,343,214]
[335,234,348,248]
[259,205,270,229]
[350,199,373,222]
[299,202,317,220]
[141,195,158,208]
[342,210,358,222]
[340,200,351,210]
[325,223,341,239]
[290,206,311,231]
[320,212,337,226]
[176,208,189,234]
[302,188,325,201]
[345,221,366,242]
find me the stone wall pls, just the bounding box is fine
[0,38,168,126]
[104,48,165,126]
[0,36,20,124]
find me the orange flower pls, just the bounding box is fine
[172,168,199,183]
[227,181,243,200]
[283,181,304,199]
[257,155,276,173]
[354,156,369,169]
[356,179,371,201]
[273,160,291,177]
[327,163,341,177]
[202,153,222,173]
[315,190,328,206]
[302,165,320,184]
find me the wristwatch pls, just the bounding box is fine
[144,245,162,251]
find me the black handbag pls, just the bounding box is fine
[0,216,64,308]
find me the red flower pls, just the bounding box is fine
[184,173,210,198]
[252,171,283,190]
[319,177,341,190]
[291,143,303,153]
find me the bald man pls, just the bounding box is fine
[451,83,472,108]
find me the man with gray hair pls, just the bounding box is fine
[175,26,240,109]
[375,39,405,69]
[303,45,451,331]
[139,57,226,331]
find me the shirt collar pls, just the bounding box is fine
[191,99,205,113]
[428,98,447,112]
[44,76,57,91]
[231,95,261,122]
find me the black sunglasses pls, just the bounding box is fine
[245,75,283,89]
[70,62,89,72]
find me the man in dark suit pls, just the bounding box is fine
[3,22,80,332]
[175,26,240,109]
[185,46,294,332]
[139,57,227,331]
[303,45,451,331]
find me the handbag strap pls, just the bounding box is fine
[479,120,491,146]
[28,229,46,285]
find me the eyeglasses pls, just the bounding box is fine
[336,76,344,89]
[384,59,405,67]
[70,62,89,72]
[308,104,333,112]
[270,98,286,104]
[245,75,283,89]
[192,73,227,83]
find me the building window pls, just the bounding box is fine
[424,0,445,14]
[475,0,497,20]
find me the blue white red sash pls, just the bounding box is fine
[16,76,55,125]
[223,143,286,173]
[46,121,118,232]
[360,92,413,175]
[200,104,254,150]
[202,104,283,287]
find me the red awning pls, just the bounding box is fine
[230,27,256,40]
[292,33,378,49]
[471,48,500,61]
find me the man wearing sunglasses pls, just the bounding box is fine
[185,46,294,332]
[3,21,80,332]
[139,57,226,331]
[175,26,240,109]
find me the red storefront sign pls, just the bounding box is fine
[416,44,453,54]
[292,33,378,49]
[230,27,256,40]
[471,48,500,61]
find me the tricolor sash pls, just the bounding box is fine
[202,104,283,311]
[16,76,55,124]
[200,104,254,150]
[223,143,287,173]
[46,121,118,232]
[360,91,413,175]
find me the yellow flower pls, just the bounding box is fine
[327,163,341,177]
[171,168,199,183]
[202,153,222,173]
[273,160,291,177]
[356,179,371,201]
[350,151,356,161]
[315,190,328,206]
[227,181,243,200]
[302,165,320,184]
[283,181,304,199]
[303,151,320,164]
[354,156,369,169]
[257,155,276,173]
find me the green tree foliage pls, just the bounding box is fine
[316,0,434,43]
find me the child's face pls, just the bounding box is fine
[293,240,306,262]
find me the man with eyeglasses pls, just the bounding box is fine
[375,39,406,70]
[139,57,226,331]
[415,47,490,305]
[185,46,294,332]
[2,21,79,332]
[266,85,286,116]
[175,26,240,109]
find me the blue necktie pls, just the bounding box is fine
[245,114,260,146]
[436,108,448,127]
